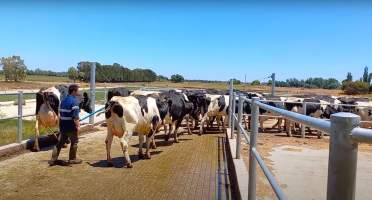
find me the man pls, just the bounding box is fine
[49,84,82,166]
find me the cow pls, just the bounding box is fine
[184,90,209,131]
[284,98,327,138]
[107,87,131,101]
[130,90,161,98]
[104,95,161,168]
[157,91,194,142]
[199,94,230,135]
[34,85,92,151]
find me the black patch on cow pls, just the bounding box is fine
[156,98,169,121]
[107,87,130,101]
[135,95,149,116]
[35,91,44,115]
[54,85,68,101]
[112,102,124,118]
[218,96,226,112]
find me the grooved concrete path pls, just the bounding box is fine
[0,127,234,200]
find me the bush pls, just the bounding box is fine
[230,78,241,85]
[251,80,261,86]
[170,74,184,83]
[343,81,370,95]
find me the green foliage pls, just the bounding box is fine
[251,80,260,86]
[230,78,241,85]
[343,81,370,95]
[170,74,184,83]
[77,62,157,82]
[67,67,79,82]
[346,72,353,81]
[27,68,67,77]
[1,56,27,82]
[271,77,340,89]
[157,75,169,81]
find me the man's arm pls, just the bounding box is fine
[72,104,80,133]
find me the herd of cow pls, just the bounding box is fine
[34,85,372,168]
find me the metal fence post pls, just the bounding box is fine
[228,79,234,129]
[327,112,360,200]
[301,102,306,138]
[231,92,236,139]
[236,95,243,159]
[89,62,96,124]
[104,89,108,103]
[248,97,260,200]
[17,91,23,143]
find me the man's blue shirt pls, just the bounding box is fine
[59,95,80,133]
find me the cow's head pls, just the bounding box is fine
[79,92,93,113]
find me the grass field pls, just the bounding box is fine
[0,74,69,82]
[0,119,56,146]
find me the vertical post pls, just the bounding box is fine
[17,91,23,143]
[89,62,96,124]
[236,95,243,159]
[271,73,276,97]
[104,88,108,103]
[327,112,360,200]
[248,97,259,200]
[231,92,236,139]
[301,102,306,138]
[228,79,234,128]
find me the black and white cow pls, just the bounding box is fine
[34,85,92,151]
[104,95,161,168]
[283,98,327,138]
[107,87,131,101]
[199,94,230,135]
[157,91,194,142]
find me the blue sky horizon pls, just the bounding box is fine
[1,1,372,82]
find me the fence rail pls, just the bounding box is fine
[228,80,372,200]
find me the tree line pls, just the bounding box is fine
[341,66,372,94]
[267,77,340,89]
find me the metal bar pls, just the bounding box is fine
[327,112,360,200]
[80,107,105,122]
[236,95,243,159]
[252,148,287,200]
[271,73,275,97]
[228,79,233,129]
[301,102,306,138]
[351,127,372,143]
[248,97,260,200]
[17,92,23,143]
[254,100,331,133]
[89,62,96,124]
[231,92,236,139]
[238,123,250,144]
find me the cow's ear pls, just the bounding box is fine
[83,92,89,98]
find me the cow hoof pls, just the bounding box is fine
[188,132,192,135]
[126,163,133,168]
[62,144,68,148]
[138,153,145,159]
[33,147,40,152]
[164,135,169,142]
[151,145,157,149]
[107,161,114,167]
[145,153,151,159]
[174,139,179,143]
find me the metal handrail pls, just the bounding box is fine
[230,84,372,200]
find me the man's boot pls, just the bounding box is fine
[68,145,82,164]
[48,146,61,166]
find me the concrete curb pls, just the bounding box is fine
[226,128,249,200]
[0,121,105,158]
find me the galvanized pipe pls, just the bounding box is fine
[89,62,96,124]
[230,92,236,139]
[248,97,260,200]
[301,102,307,138]
[271,73,276,97]
[236,95,243,159]
[351,127,372,143]
[17,91,23,143]
[228,79,233,129]
[252,148,287,200]
[327,112,360,200]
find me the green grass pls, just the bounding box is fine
[0,119,57,146]
[0,93,35,102]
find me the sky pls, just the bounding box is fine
[1,0,372,82]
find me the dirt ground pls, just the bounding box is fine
[239,119,372,200]
[0,125,234,200]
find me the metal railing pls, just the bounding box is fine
[0,90,107,145]
[229,82,372,200]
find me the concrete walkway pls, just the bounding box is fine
[0,127,234,200]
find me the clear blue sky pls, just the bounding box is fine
[1,1,372,82]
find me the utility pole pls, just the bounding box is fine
[89,62,96,124]
[271,73,275,97]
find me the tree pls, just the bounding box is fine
[68,67,79,82]
[363,66,369,83]
[251,80,260,86]
[230,78,241,85]
[0,56,27,82]
[170,74,184,83]
[346,72,353,81]
[343,81,370,95]
[157,75,168,81]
